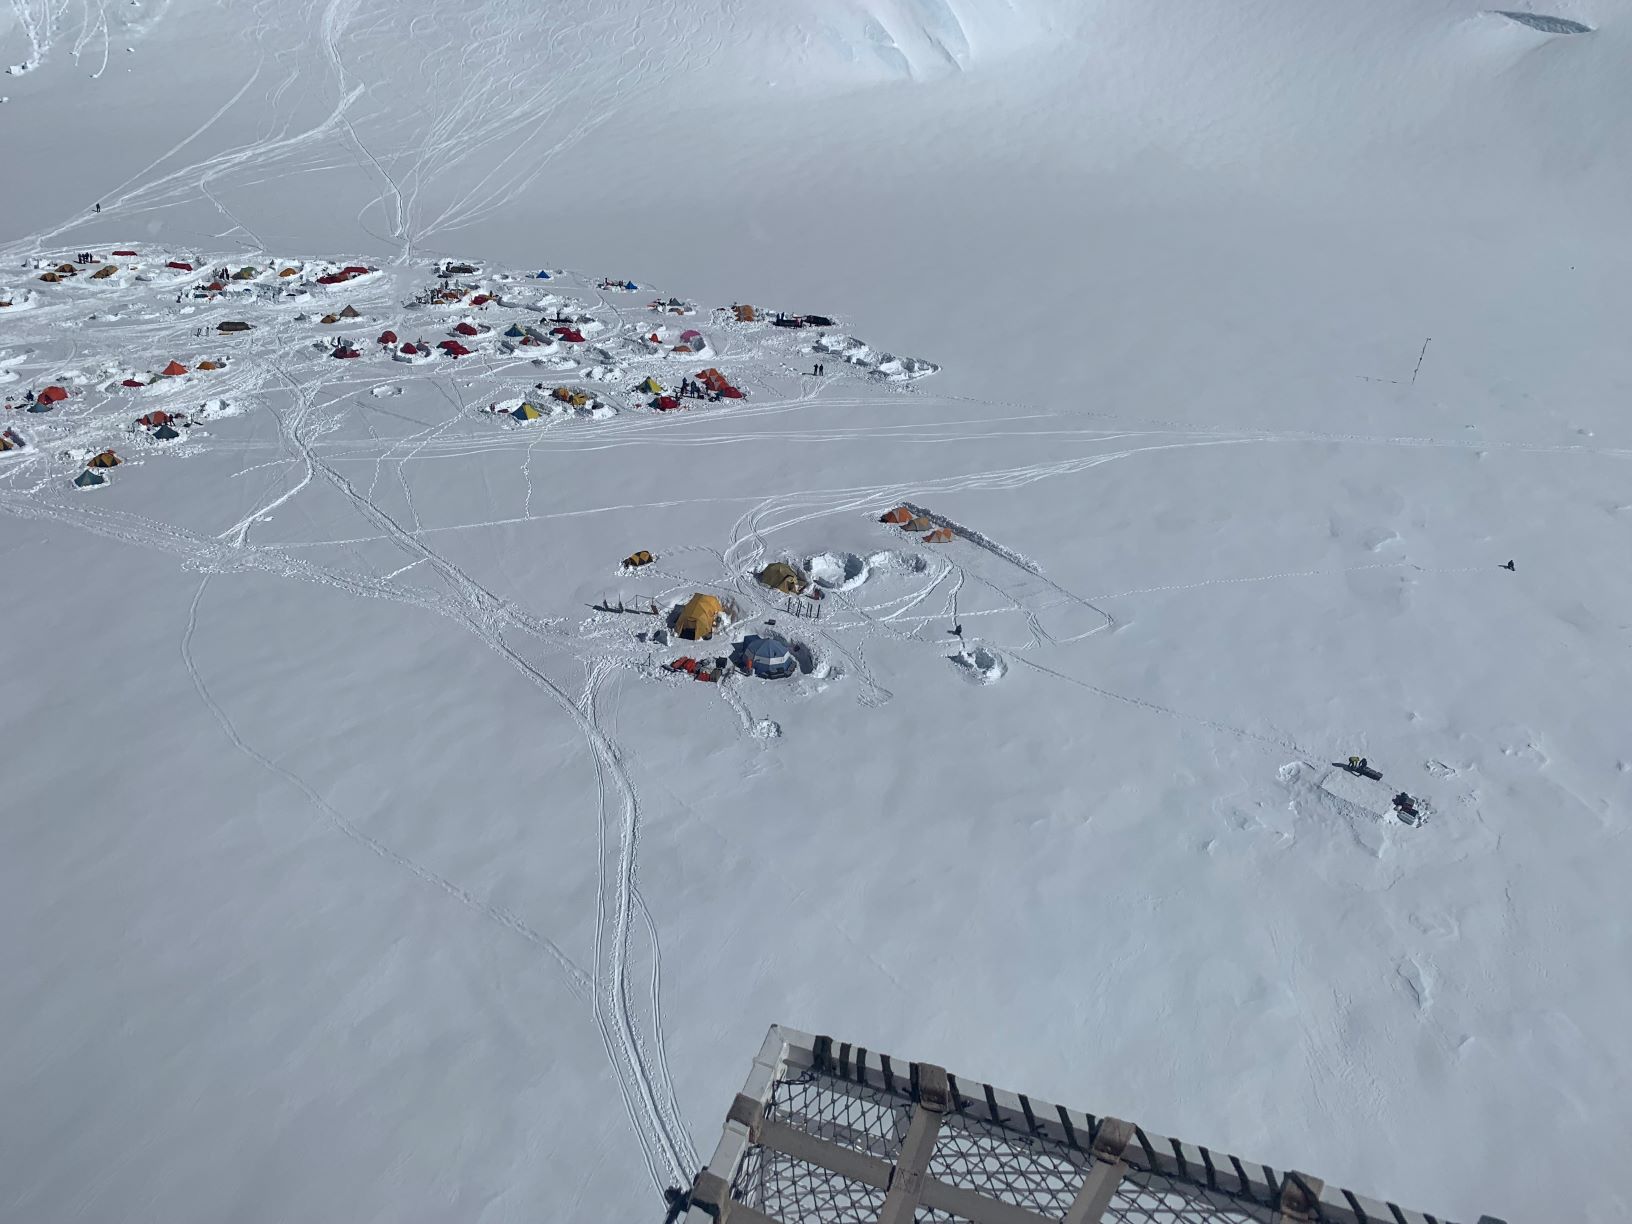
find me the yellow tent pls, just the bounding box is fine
[674,593,722,641]
[91,265,118,280]
[320,313,339,325]
[87,450,122,469]
[279,267,299,277]
[624,550,654,568]
[513,402,544,421]
[757,562,804,594]
[552,387,590,407]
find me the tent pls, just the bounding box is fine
[38,386,69,405]
[91,265,118,280]
[624,550,654,568]
[552,387,590,407]
[339,304,361,319]
[504,323,527,338]
[332,345,361,359]
[923,527,954,543]
[674,593,722,641]
[637,376,663,394]
[879,506,912,525]
[113,249,139,257]
[512,402,544,421]
[378,330,397,345]
[535,270,552,279]
[153,423,181,441]
[0,433,21,452]
[38,272,61,283]
[74,468,107,488]
[454,321,480,336]
[651,395,681,411]
[55,263,78,274]
[161,361,189,377]
[88,450,122,468]
[342,265,371,277]
[737,635,797,679]
[218,320,252,333]
[232,267,257,280]
[121,378,146,388]
[757,562,804,594]
[166,261,193,272]
[439,340,472,357]
[27,400,54,413]
[551,326,586,343]
[320,313,340,325]
[279,267,299,277]
[137,411,172,428]
[197,360,223,371]
[905,515,933,532]
[733,304,756,322]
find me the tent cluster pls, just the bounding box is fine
[880,505,954,544]
[649,296,695,316]
[771,312,835,329]
[135,410,185,440]
[315,264,374,286]
[552,387,591,408]
[695,368,743,398]
[600,277,640,292]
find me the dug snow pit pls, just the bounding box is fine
[1318,766,1407,823]
[371,384,402,397]
[807,550,870,590]
[950,644,1006,684]
[1493,11,1592,33]
[751,719,782,739]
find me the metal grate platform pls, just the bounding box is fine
[675,1026,1504,1224]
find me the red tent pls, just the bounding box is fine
[121,378,145,389]
[166,261,193,272]
[400,342,419,355]
[551,326,585,343]
[205,281,225,292]
[453,322,479,337]
[652,396,681,412]
[137,411,172,428]
[316,273,346,285]
[333,346,361,359]
[439,340,471,357]
[161,361,189,377]
[719,386,744,399]
[113,249,139,256]
[378,330,398,345]
[471,293,493,306]
[342,265,371,277]
[38,386,69,404]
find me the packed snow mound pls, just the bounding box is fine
[814,333,939,380]
[1492,10,1592,34]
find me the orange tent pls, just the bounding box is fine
[88,450,122,468]
[38,385,69,405]
[879,506,912,525]
[161,361,188,377]
[196,360,223,371]
[923,527,954,544]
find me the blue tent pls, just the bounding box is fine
[737,635,797,679]
[504,323,527,337]
[535,270,552,279]
[623,280,638,291]
[27,401,53,413]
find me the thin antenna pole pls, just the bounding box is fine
[1410,337,1431,386]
